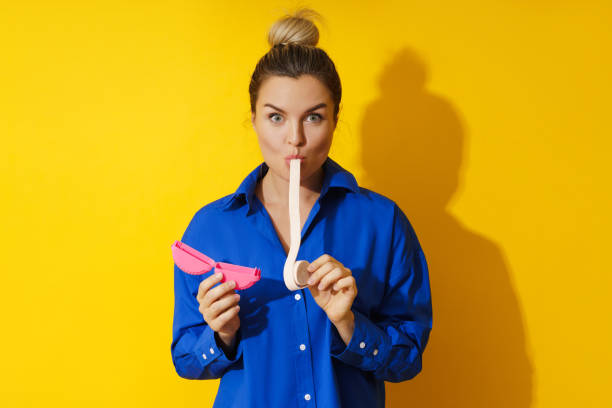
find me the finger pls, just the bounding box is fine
[318,267,348,291]
[202,279,237,308]
[307,261,336,286]
[212,304,241,330]
[197,272,224,302]
[307,254,334,273]
[205,291,241,320]
[332,276,356,292]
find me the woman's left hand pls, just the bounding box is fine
[306,254,357,325]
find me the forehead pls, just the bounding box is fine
[258,75,332,109]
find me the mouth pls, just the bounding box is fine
[285,156,305,167]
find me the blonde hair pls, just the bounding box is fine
[249,8,341,122]
[267,8,321,47]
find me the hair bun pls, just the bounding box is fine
[267,8,322,48]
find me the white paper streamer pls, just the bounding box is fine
[283,159,311,291]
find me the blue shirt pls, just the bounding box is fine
[171,156,433,408]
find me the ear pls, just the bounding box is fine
[251,112,256,129]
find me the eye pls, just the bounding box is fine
[268,113,282,123]
[306,113,323,122]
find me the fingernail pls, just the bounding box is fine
[307,265,314,272]
[307,278,314,285]
[215,272,223,278]
[229,281,236,288]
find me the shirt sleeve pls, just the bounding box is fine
[170,210,244,380]
[330,203,433,382]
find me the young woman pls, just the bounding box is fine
[171,8,432,408]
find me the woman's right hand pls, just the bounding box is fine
[197,272,241,346]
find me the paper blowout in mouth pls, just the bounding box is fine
[171,240,261,290]
[283,158,312,291]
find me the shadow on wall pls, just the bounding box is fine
[359,47,534,408]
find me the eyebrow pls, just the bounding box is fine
[263,103,327,113]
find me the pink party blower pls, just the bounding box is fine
[171,240,261,290]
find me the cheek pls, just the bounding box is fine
[308,126,333,148]
[257,130,281,154]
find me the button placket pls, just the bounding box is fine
[292,287,315,406]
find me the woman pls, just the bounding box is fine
[171,8,432,408]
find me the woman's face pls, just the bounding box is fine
[251,74,337,183]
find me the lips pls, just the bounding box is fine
[285,156,304,168]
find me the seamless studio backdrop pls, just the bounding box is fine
[1,1,611,407]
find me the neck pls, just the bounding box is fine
[259,163,325,206]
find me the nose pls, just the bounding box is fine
[287,120,306,146]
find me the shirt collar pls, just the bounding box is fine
[219,156,359,212]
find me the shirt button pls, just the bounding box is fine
[359,342,366,349]
[299,344,306,351]
[209,347,215,354]
[294,293,301,301]
[202,353,207,360]
[373,348,379,356]
[304,394,311,401]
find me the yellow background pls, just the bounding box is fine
[2,1,610,407]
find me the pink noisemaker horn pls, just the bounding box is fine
[171,240,261,290]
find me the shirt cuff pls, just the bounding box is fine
[194,326,243,376]
[330,309,391,371]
